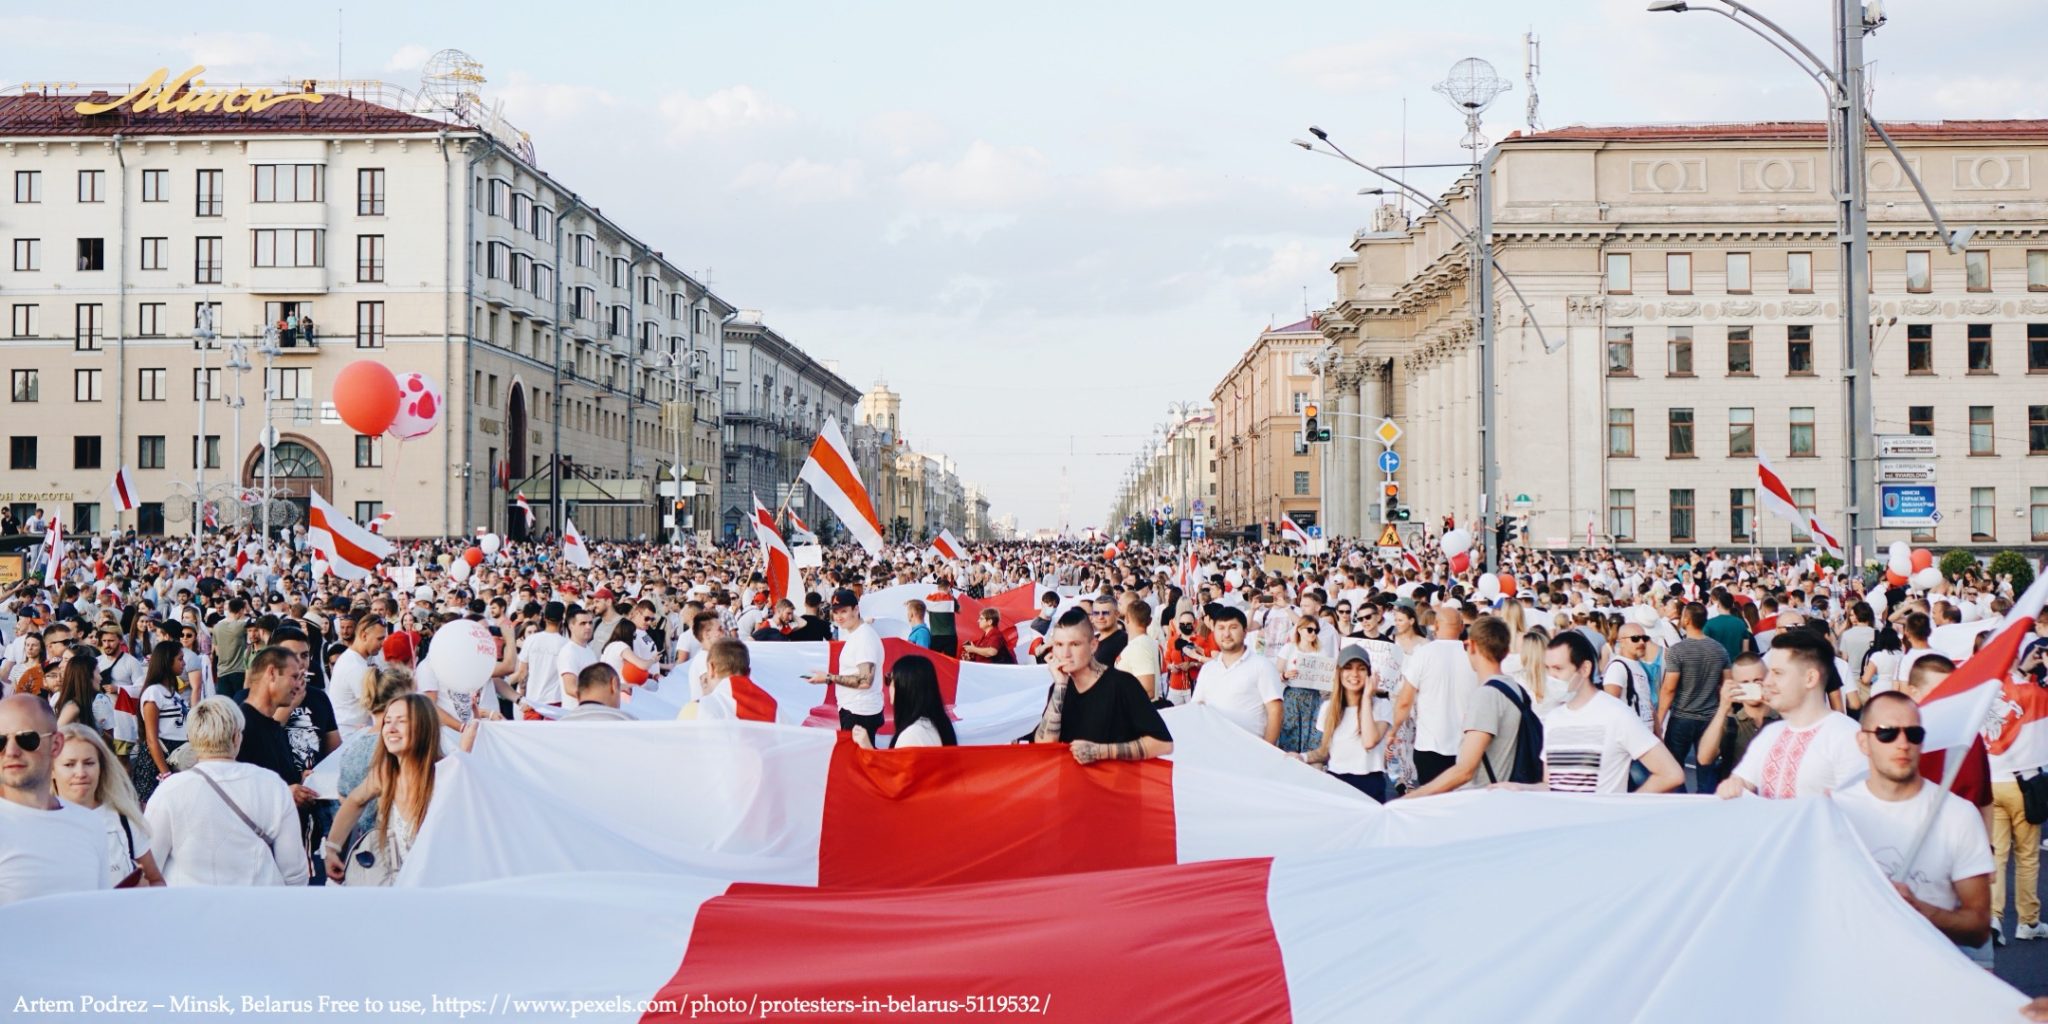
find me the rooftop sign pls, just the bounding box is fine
[74,66,323,116]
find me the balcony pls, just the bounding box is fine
[248,325,322,354]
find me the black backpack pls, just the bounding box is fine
[1481,677,1546,785]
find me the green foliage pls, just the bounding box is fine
[1989,550,2036,593]
[1816,552,1843,572]
[1938,548,1977,582]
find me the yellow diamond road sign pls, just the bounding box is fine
[1377,523,1402,548]
[1373,419,1402,447]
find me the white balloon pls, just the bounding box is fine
[1441,529,1474,557]
[1910,567,1943,591]
[479,533,502,557]
[1888,554,1912,577]
[448,558,472,583]
[426,619,495,697]
[1476,573,1501,598]
[1889,540,1911,561]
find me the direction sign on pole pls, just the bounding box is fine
[1377,450,1402,474]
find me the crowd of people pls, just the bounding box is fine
[2,523,2045,1000]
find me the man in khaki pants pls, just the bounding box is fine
[1987,640,2048,945]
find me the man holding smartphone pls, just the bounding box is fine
[806,589,884,745]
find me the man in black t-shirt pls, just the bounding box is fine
[1031,608,1171,763]
[235,646,312,804]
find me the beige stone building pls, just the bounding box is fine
[1107,408,1216,542]
[1320,120,2048,553]
[1208,318,1324,539]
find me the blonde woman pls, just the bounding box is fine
[142,696,308,886]
[1498,600,1526,638]
[1510,628,1558,715]
[52,724,165,887]
[325,693,445,883]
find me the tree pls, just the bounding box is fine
[1990,551,2036,594]
[1938,548,1977,582]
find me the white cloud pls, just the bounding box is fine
[383,45,433,75]
[658,85,792,142]
[898,141,1051,208]
[864,110,948,158]
[731,158,866,203]
[1282,33,1488,94]
[1088,165,1220,210]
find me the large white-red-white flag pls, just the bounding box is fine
[107,466,138,512]
[1919,573,2048,764]
[308,492,394,581]
[785,509,817,545]
[928,528,964,562]
[1756,452,1841,558]
[562,517,593,569]
[750,494,800,607]
[40,519,65,587]
[797,417,884,555]
[1278,518,1311,547]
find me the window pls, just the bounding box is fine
[1607,408,1635,457]
[1791,488,1816,541]
[1728,325,1761,374]
[2032,405,2048,455]
[138,435,165,469]
[266,367,311,401]
[2032,251,2048,291]
[1666,326,1693,376]
[1730,488,1756,543]
[356,235,384,282]
[191,435,220,469]
[1668,408,1695,458]
[1608,489,1635,543]
[1290,391,1309,413]
[136,302,164,337]
[12,238,38,271]
[74,368,103,402]
[486,241,509,281]
[73,434,101,468]
[70,503,99,535]
[1970,405,1996,455]
[1908,405,1934,437]
[1787,251,1813,293]
[1666,253,1692,294]
[1906,324,1933,374]
[78,170,104,202]
[488,179,510,217]
[1789,406,1815,456]
[1967,323,1993,373]
[513,194,533,229]
[9,436,35,469]
[10,370,37,402]
[1669,489,1696,543]
[2029,324,2048,373]
[252,228,322,268]
[1787,325,1813,375]
[252,163,323,203]
[355,501,384,525]
[195,169,223,216]
[141,168,167,202]
[14,170,39,203]
[10,304,36,338]
[572,287,595,320]
[76,238,104,271]
[1605,253,1631,294]
[354,434,383,468]
[1972,487,1997,541]
[195,236,222,283]
[610,257,630,289]
[1726,252,1752,293]
[356,301,385,349]
[1293,471,1311,496]
[1966,250,1991,292]
[1905,250,1931,292]
[1728,407,1755,456]
[1293,430,1309,456]
[358,168,385,216]
[74,304,102,352]
[575,234,595,268]
[137,367,166,401]
[533,205,553,241]
[532,262,553,298]
[1606,327,1634,376]
[193,367,221,401]
[140,236,167,270]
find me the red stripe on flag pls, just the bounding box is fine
[805,434,883,534]
[728,675,779,723]
[651,858,1286,1023]
[957,583,1035,636]
[1757,460,1795,506]
[308,505,384,570]
[816,733,1176,889]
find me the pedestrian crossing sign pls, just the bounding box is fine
[1376,523,1402,548]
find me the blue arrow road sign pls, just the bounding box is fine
[1377,450,1402,474]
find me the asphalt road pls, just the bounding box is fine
[1995,853,2048,995]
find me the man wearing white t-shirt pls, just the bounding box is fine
[0,694,107,906]
[1191,605,1284,742]
[1602,624,1657,728]
[326,617,386,739]
[514,603,567,718]
[806,589,885,744]
[1718,630,1865,800]
[1390,608,1478,786]
[1833,691,1993,950]
[550,605,599,715]
[1529,632,1682,794]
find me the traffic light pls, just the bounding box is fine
[1301,402,1320,445]
[1390,506,1412,522]
[1380,481,1400,522]
[1496,514,1522,550]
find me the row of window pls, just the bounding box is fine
[10,301,386,349]
[1607,486,2048,544]
[1606,250,2048,295]
[1607,405,2048,458]
[13,167,386,216]
[7,366,316,404]
[1608,323,2048,377]
[8,434,218,471]
[13,232,385,279]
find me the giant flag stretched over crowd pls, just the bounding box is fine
[749,494,799,607]
[107,466,138,512]
[797,417,885,555]
[307,491,393,581]
[1756,452,1842,558]
[561,516,593,568]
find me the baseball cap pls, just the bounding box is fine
[381,631,418,665]
[829,587,860,610]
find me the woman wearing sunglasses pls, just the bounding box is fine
[1275,618,1330,754]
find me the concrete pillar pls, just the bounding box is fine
[1359,360,1385,527]
[1332,377,1359,538]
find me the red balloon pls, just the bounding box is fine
[1909,548,1934,572]
[333,361,401,436]
[1450,551,1472,575]
[1498,574,1518,597]
[462,546,483,567]
[1886,569,1908,588]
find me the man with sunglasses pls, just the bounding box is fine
[1833,691,1994,956]
[0,693,108,905]
[1602,625,1657,729]
[1717,630,1865,800]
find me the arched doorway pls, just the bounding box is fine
[242,435,332,528]
[506,383,530,541]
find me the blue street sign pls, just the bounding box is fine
[1193,499,1205,512]
[1878,485,1940,529]
[1163,505,1173,516]
[1307,525,1323,539]
[1193,523,1207,539]
[1377,450,1402,474]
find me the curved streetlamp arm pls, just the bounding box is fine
[1864,116,1964,252]
[1699,5,1838,97]
[1717,0,1838,79]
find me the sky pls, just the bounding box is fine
[15,0,2044,531]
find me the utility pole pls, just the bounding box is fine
[1836,0,1875,566]
[1477,154,1500,572]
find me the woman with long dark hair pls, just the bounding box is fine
[852,655,958,749]
[132,640,191,804]
[51,654,101,732]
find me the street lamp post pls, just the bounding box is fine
[193,306,217,541]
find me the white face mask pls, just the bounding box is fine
[1548,673,1579,697]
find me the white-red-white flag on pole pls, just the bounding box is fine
[107,466,138,512]
[1175,548,1201,591]
[514,493,535,530]
[1918,573,2048,762]
[561,517,593,569]
[366,511,394,535]
[751,494,801,607]
[797,417,885,556]
[1278,518,1311,547]
[1758,452,1842,558]
[307,492,393,582]
[202,502,219,531]
[786,509,817,545]
[40,519,65,587]
[928,528,965,562]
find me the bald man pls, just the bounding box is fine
[0,693,108,904]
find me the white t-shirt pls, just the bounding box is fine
[1541,689,1661,794]
[1319,696,1393,776]
[1192,650,1285,738]
[0,797,107,906]
[1402,639,1479,756]
[893,718,945,749]
[552,641,598,702]
[518,630,567,708]
[328,647,374,737]
[1733,712,1866,798]
[836,623,886,716]
[92,804,151,887]
[1833,779,1993,911]
[1601,658,1656,728]
[140,683,190,742]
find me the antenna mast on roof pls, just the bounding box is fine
[1524,31,1542,133]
